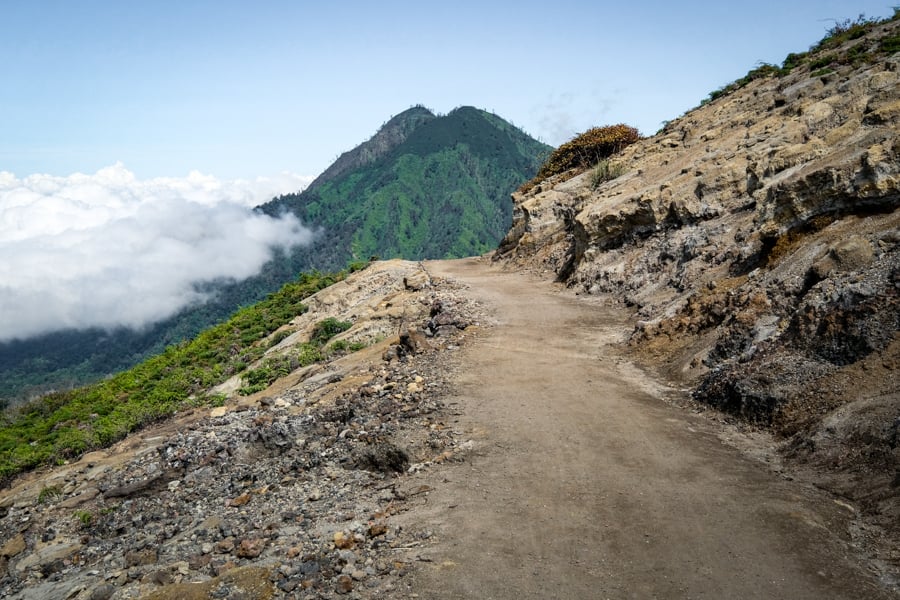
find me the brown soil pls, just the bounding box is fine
[401,257,894,599]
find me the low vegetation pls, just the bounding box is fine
[73,510,93,528]
[590,159,626,189]
[238,317,354,395]
[37,484,62,504]
[702,10,900,105]
[520,124,640,193]
[0,269,358,484]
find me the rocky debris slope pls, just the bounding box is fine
[495,19,899,548]
[0,260,484,599]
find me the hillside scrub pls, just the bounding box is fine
[703,9,900,104]
[0,269,353,484]
[237,317,354,395]
[590,159,626,189]
[520,124,640,193]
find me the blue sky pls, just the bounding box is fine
[2,0,895,180]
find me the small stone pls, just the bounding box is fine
[333,531,355,550]
[214,560,237,576]
[235,538,266,558]
[229,492,252,507]
[432,450,454,463]
[147,569,173,585]
[59,487,101,509]
[0,533,26,558]
[403,271,431,291]
[335,574,354,594]
[308,489,322,501]
[89,583,116,600]
[188,554,211,571]
[124,548,157,568]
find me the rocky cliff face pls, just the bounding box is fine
[496,18,899,533]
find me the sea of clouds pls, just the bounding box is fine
[0,163,314,342]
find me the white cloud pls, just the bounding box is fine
[533,87,622,146]
[0,163,315,341]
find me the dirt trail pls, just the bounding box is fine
[401,258,891,599]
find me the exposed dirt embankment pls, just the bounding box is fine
[494,17,899,552]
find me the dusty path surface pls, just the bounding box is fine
[401,258,892,599]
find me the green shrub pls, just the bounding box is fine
[815,14,878,51]
[73,510,93,528]
[238,356,293,396]
[268,329,294,348]
[808,53,837,70]
[347,259,372,273]
[310,318,353,345]
[703,63,784,105]
[238,317,353,396]
[295,343,325,367]
[38,484,62,504]
[811,67,835,78]
[781,52,807,72]
[329,339,368,354]
[590,160,625,189]
[329,340,349,352]
[880,34,900,53]
[520,124,640,193]
[208,393,227,407]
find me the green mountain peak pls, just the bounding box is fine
[307,105,436,191]
[263,105,550,263]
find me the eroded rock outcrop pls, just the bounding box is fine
[495,17,900,539]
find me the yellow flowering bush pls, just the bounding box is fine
[521,124,640,193]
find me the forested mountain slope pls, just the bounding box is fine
[262,106,550,262]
